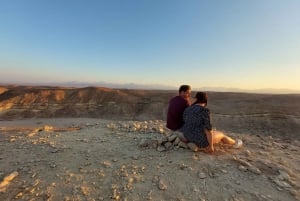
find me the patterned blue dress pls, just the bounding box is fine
[180,104,212,148]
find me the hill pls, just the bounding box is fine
[0,85,300,140]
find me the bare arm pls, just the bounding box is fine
[204,128,214,153]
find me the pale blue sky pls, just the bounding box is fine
[0,0,299,90]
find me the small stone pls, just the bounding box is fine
[152,175,159,184]
[179,163,188,170]
[43,125,54,131]
[274,179,291,188]
[158,179,167,190]
[0,171,19,192]
[173,137,180,145]
[81,139,89,143]
[187,143,199,152]
[139,139,158,149]
[289,189,298,196]
[131,155,138,160]
[198,172,206,179]
[51,149,60,153]
[247,166,261,175]
[158,136,168,145]
[193,187,199,192]
[178,141,188,149]
[245,149,252,156]
[158,127,164,134]
[49,163,56,168]
[221,169,228,173]
[277,170,290,181]
[238,165,247,172]
[209,171,219,178]
[164,142,173,149]
[146,190,153,200]
[192,154,199,160]
[157,146,166,152]
[102,161,112,168]
[167,134,177,142]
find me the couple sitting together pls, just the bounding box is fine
[166,85,242,153]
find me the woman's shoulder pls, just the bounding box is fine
[190,104,210,113]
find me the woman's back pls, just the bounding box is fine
[180,104,212,148]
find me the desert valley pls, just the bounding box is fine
[0,85,299,201]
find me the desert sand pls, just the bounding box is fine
[0,86,299,201]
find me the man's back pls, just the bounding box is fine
[166,96,190,131]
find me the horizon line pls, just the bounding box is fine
[1,81,300,95]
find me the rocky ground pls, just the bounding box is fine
[0,118,299,201]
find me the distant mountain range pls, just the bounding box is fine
[1,81,299,94]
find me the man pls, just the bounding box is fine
[166,85,191,131]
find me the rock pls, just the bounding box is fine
[173,137,180,145]
[0,171,19,192]
[221,169,228,174]
[102,161,112,168]
[9,138,16,142]
[238,165,247,172]
[244,149,252,157]
[247,166,262,175]
[289,189,299,197]
[179,163,188,170]
[139,139,158,149]
[187,143,199,152]
[274,179,291,188]
[49,163,57,168]
[158,136,168,145]
[152,175,159,184]
[158,127,164,134]
[178,141,188,149]
[277,170,290,181]
[208,171,219,178]
[146,190,153,200]
[192,154,199,160]
[81,139,89,143]
[27,130,38,137]
[131,155,139,160]
[158,179,167,190]
[233,157,261,175]
[167,134,177,142]
[198,172,207,179]
[43,125,54,131]
[51,149,60,153]
[156,146,166,152]
[164,142,173,149]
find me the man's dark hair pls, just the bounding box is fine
[179,85,191,93]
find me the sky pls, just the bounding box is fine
[0,0,299,91]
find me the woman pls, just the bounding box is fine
[179,92,242,153]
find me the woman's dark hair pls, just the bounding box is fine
[193,92,208,106]
[179,85,191,93]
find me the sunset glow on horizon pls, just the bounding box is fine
[0,0,299,92]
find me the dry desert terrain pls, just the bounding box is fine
[0,86,299,201]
